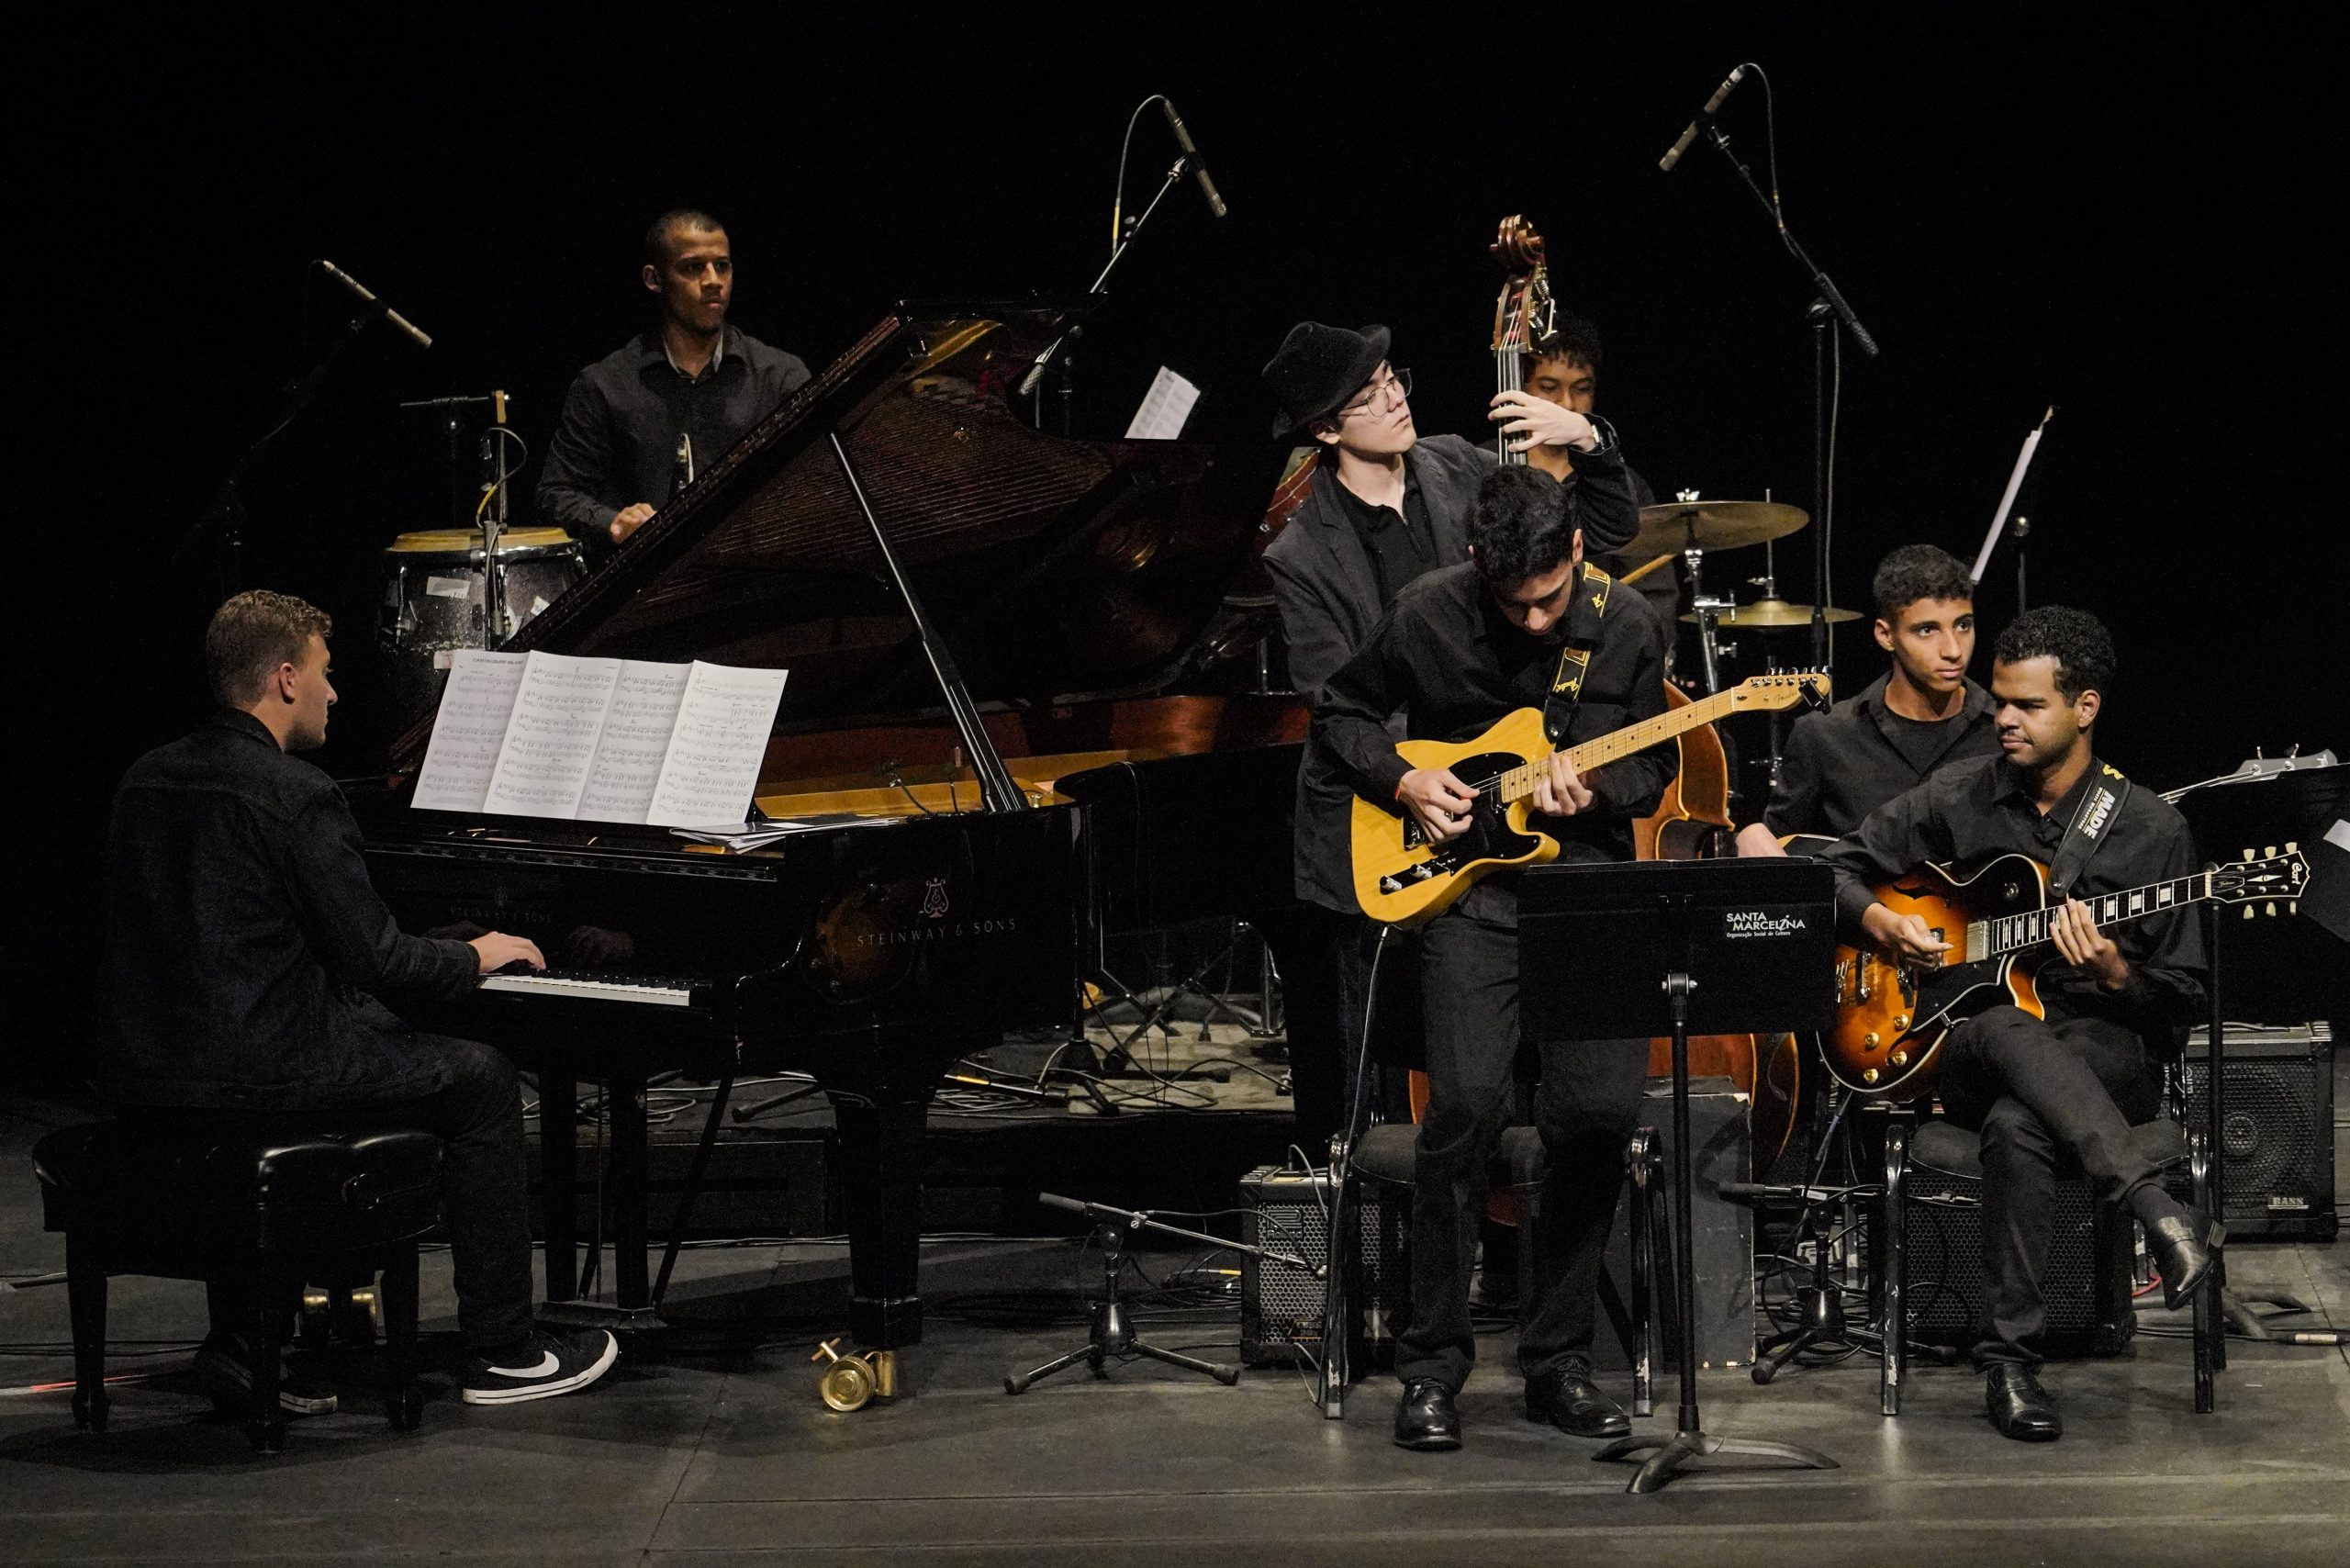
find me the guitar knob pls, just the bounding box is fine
[1863,1032,1880,1049]
[1891,1049,1909,1067]
[1861,1068,1880,1084]
[1893,1014,1910,1031]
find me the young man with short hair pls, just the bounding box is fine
[1824,606,2220,1441]
[1309,466,1674,1450]
[539,209,811,550]
[96,590,620,1411]
[1751,543,1999,847]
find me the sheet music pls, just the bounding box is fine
[645,662,790,828]
[410,651,528,812]
[576,660,694,823]
[1124,365,1202,440]
[482,653,622,819]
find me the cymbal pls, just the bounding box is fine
[1627,499,1807,557]
[1681,597,1863,629]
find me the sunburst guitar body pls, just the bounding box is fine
[1827,846,2310,1098]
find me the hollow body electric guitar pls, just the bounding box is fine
[1351,672,1829,926]
[1827,845,2310,1098]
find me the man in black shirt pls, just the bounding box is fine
[537,209,810,552]
[1746,543,1999,848]
[1823,607,2220,1441]
[96,591,621,1410]
[1258,322,1638,1150]
[1313,467,1673,1450]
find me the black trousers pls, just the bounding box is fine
[138,1035,536,1353]
[1394,902,1648,1390]
[1936,1005,2163,1367]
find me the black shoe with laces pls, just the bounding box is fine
[1525,1359,1630,1439]
[461,1328,620,1406]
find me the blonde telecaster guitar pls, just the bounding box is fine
[1350,672,1829,925]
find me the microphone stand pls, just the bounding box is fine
[177,307,377,594]
[1695,123,1879,678]
[1019,153,1197,431]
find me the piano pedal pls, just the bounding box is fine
[811,1338,899,1412]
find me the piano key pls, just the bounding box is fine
[478,971,696,1006]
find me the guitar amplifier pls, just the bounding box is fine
[1897,1145,2135,1357]
[2174,1023,2336,1240]
[1238,1166,1410,1368]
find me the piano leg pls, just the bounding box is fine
[830,1085,937,1350]
[540,1071,578,1304]
[608,1070,652,1312]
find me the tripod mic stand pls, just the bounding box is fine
[1003,1193,1313,1394]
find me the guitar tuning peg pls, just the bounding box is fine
[2243,906,2255,920]
[2286,840,2298,852]
[2264,844,2277,857]
[2266,902,2277,916]
[2242,848,2255,860]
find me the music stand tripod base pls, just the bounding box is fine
[1518,859,1843,1495]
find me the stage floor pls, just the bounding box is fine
[4,1090,2344,1568]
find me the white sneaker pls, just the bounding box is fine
[460,1329,619,1406]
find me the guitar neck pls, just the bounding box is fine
[1494,687,1743,804]
[1976,870,2209,959]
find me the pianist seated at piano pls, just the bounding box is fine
[91,590,621,1411]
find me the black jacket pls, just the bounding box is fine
[1766,673,1999,839]
[95,711,480,1110]
[1266,428,1641,911]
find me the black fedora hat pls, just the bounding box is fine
[1262,321,1393,440]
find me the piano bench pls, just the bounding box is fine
[31,1120,443,1451]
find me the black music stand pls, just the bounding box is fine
[1520,857,1840,1495]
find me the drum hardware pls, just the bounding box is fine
[1633,495,1808,697]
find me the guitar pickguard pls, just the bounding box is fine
[1392,750,1542,876]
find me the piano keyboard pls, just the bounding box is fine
[476,971,698,1007]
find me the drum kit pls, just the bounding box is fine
[1619,494,1859,790]
[377,393,588,731]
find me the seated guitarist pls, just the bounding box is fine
[1822,606,2220,1442]
[1311,465,1673,1451]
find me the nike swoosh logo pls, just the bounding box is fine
[483,1352,560,1378]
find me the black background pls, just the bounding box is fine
[9,6,2338,1033]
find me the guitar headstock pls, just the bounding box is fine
[2211,844,2311,918]
[1490,214,1554,354]
[1728,669,1833,713]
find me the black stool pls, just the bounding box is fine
[32,1120,443,1451]
[1876,1114,2219,1414]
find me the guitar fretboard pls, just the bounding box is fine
[1973,872,2207,959]
[1494,687,1743,803]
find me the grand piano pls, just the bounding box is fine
[358,302,1307,1353]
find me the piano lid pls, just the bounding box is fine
[445,301,1285,765]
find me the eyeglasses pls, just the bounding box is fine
[1335,366,1412,420]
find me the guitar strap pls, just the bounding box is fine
[1540,566,1611,745]
[2046,759,2131,902]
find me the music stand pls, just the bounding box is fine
[1520,857,1840,1495]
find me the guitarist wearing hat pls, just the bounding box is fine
[1258,321,1639,1150]
[1310,465,1672,1451]
[1822,606,2221,1441]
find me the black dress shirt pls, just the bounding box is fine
[1822,753,2208,1036]
[1313,559,1675,901]
[1766,673,2000,838]
[1329,465,1438,607]
[536,324,810,550]
[95,711,481,1110]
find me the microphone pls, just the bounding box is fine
[1158,99,1229,218]
[317,259,433,349]
[1659,64,1748,174]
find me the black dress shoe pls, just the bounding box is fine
[1525,1362,1630,1439]
[1393,1377,1462,1450]
[1985,1364,2062,1442]
[2145,1208,2225,1311]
